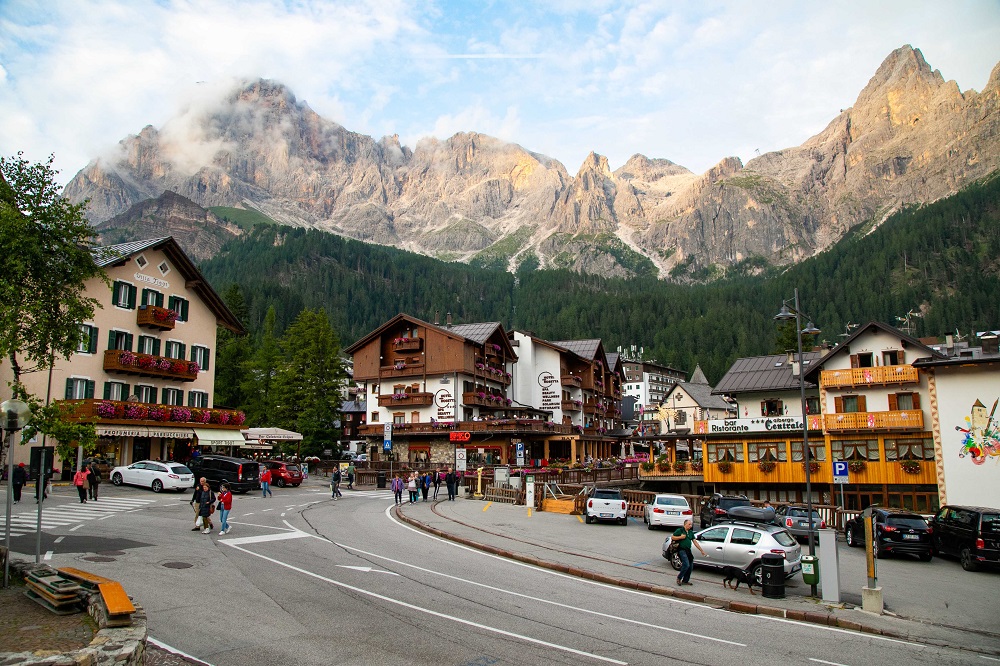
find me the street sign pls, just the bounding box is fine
[833,461,849,485]
[515,440,525,466]
[455,447,467,472]
[450,431,471,442]
[525,473,535,510]
[383,423,392,453]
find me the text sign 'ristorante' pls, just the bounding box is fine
[694,416,823,435]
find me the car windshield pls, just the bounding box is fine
[286,465,301,472]
[719,498,750,510]
[657,497,688,506]
[982,514,999,532]
[887,515,927,529]
[170,465,192,474]
[772,530,797,547]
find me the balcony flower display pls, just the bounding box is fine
[392,337,409,345]
[210,410,231,425]
[152,308,178,324]
[505,398,512,406]
[690,460,704,472]
[190,408,212,423]
[391,393,408,400]
[573,425,583,433]
[475,362,485,371]
[490,343,502,352]
[229,412,246,426]
[572,399,582,407]
[96,401,123,418]
[717,460,733,474]
[119,351,136,366]
[137,355,155,369]
[124,404,148,420]
[848,460,867,473]
[899,459,921,474]
[170,407,192,422]
[673,460,688,473]
[802,460,820,474]
[640,461,655,472]
[757,460,776,473]
[146,406,166,421]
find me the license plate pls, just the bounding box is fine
[903,534,920,540]
[600,513,613,518]
[667,511,679,515]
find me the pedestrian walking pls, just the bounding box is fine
[331,467,342,499]
[420,471,430,502]
[87,461,101,501]
[12,463,26,504]
[432,468,442,500]
[445,468,458,501]
[217,483,233,535]
[671,519,705,586]
[35,464,51,502]
[391,473,404,506]
[261,468,273,498]
[346,462,355,490]
[191,480,217,534]
[407,473,418,504]
[190,477,208,530]
[72,466,89,503]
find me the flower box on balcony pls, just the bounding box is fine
[68,399,245,427]
[757,460,776,474]
[848,460,867,473]
[899,459,922,474]
[392,337,422,351]
[717,461,733,474]
[136,305,177,331]
[104,349,199,382]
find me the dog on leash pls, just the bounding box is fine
[721,566,757,594]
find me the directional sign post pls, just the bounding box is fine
[833,461,849,510]
[383,423,392,453]
[455,447,467,472]
[515,440,525,466]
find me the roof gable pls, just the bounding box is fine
[804,320,946,381]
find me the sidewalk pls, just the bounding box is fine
[395,496,1000,658]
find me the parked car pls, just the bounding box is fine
[187,454,261,493]
[930,505,1000,571]
[699,493,751,528]
[110,460,194,493]
[264,460,304,487]
[643,494,693,530]
[773,504,826,542]
[844,507,933,561]
[663,521,802,583]
[585,488,628,525]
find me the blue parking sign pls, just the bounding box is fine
[833,461,849,484]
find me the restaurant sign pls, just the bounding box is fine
[694,416,823,435]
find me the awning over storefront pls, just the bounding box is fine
[96,425,195,439]
[193,428,247,447]
[242,427,302,441]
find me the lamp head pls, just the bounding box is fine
[0,399,32,431]
[802,322,821,335]
[774,304,795,321]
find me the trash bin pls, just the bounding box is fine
[801,555,819,586]
[761,553,786,599]
[376,471,387,489]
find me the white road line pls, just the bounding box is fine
[810,660,850,666]
[70,524,84,532]
[147,637,215,666]
[225,541,628,665]
[979,657,1000,663]
[261,509,274,512]
[243,512,255,516]
[225,521,297,532]
[337,542,744,647]
[43,550,53,560]
[99,515,114,520]
[54,537,64,543]
[221,532,314,546]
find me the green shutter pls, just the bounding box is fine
[149,387,157,404]
[153,339,161,356]
[125,333,134,351]
[108,330,117,350]
[127,284,137,309]
[188,390,195,407]
[88,326,98,354]
[156,292,164,307]
[182,299,189,321]
[112,281,122,306]
[122,383,130,400]
[179,343,186,359]
[85,381,95,399]
[65,378,75,400]
[141,288,152,306]
[103,382,112,399]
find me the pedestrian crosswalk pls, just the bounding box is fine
[0,497,159,537]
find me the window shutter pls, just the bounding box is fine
[103,382,112,400]
[141,288,152,306]
[850,354,859,368]
[188,390,195,407]
[149,387,158,404]
[153,339,161,356]
[65,378,75,400]
[888,394,898,411]
[123,383,130,400]
[88,327,99,354]
[777,400,784,414]
[125,333,134,351]
[112,281,122,305]
[898,350,905,364]
[85,381,95,399]
[179,343,186,359]
[181,299,189,321]
[108,330,117,350]
[203,348,210,371]
[858,395,867,412]
[911,393,921,409]
[834,396,844,413]
[760,400,766,416]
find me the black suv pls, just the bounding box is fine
[187,455,261,493]
[930,505,1000,571]
[699,493,751,528]
[844,507,933,561]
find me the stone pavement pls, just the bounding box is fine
[395,495,1000,659]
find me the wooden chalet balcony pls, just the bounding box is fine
[136,305,177,330]
[378,392,433,407]
[472,363,511,385]
[391,337,422,352]
[561,375,582,388]
[583,403,599,415]
[104,349,199,382]
[358,419,573,437]
[462,391,510,408]
[638,464,704,479]
[561,400,582,411]
[380,361,425,378]
[61,399,245,429]
[824,410,924,432]
[821,365,919,389]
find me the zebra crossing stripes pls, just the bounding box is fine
[0,496,158,537]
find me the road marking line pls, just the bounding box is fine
[226,521,296,531]
[261,509,274,512]
[243,512,255,516]
[225,541,628,665]
[280,513,286,517]
[147,637,215,666]
[482,502,492,512]
[336,565,399,576]
[99,515,114,520]
[220,532,314,546]
[70,524,84,532]
[43,550,53,560]
[338,541,744,647]
[577,515,584,523]
[979,657,1000,662]
[810,660,850,666]
[54,537,64,544]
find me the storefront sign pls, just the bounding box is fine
[538,371,560,410]
[96,425,194,439]
[694,416,823,435]
[96,425,144,438]
[241,443,273,450]
[435,388,455,420]
[134,272,169,289]
[147,427,194,439]
[450,431,471,442]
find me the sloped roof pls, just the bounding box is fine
[689,364,709,384]
[803,320,946,382]
[450,322,504,345]
[552,339,601,360]
[92,236,244,334]
[344,313,516,358]
[669,379,732,410]
[713,351,824,395]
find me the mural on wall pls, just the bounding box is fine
[956,398,1000,465]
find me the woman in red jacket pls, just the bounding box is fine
[72,467,89,503]
[261,468,273,498]
[218,483,233,535]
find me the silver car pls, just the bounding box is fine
[643,494,693,530]
[664,521,802,583]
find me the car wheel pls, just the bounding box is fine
[151,479,163,493]
[619,517,627,526]
[960,547,979,571]
[647,519,655,531]
[112,472,123,486]
[750,563,763,586]
[276,478,286,488]
[918,551,933,562]
[293,484,300,487]
[670,552,682,571]
[845,527,857,547]
[585,514,594,524]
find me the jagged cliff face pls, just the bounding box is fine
[65,46,999,281]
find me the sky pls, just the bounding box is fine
[1,1,998,186]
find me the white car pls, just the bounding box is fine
[110,460,195,493]
[643,494,693,530]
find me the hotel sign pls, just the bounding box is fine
[694,416,823,435]
[134,272,169,289]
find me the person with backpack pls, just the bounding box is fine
[72,465,89,503]
[12,463,27,504]
[191,480,217,534]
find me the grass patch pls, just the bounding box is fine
[208,206,277,229]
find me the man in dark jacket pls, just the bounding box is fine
[445,468,458,501]
[12,462,27,504]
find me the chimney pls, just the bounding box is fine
[982,334,999,356]
[446,312,452,328]
[434,310,440,326]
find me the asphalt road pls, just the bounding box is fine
[2,483,996,666]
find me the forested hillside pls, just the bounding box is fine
[199,173,1000,383]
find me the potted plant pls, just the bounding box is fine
[900,459,921,474]
[672,460,687,473]
[690,460,704,473]
[848,459,867,473]
[802,460,820,474]
[717,460,733,474]
[640,461,655,472]
[757,460,776,473]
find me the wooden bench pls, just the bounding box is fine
[98,581,136,617]
[57,566,115,587]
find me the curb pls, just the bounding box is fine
[394,505,902,638]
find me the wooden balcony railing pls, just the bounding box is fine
[136,305,176,331]
[821,365,919,389]
[104,349,199,382]
[378,392,433,407]
[461,391,510,408]
[561,400,582,411]
[379,361,425,378]
[61,399,245,429]
[358,419,574,437]
[561,375,582,388]
[824,410,924,432]
[391,337,422,352]
[583,403,598,415]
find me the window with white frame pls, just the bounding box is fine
[138,335,160,355]
[76,324,98,354]
[706,442,744,463]
[188,390,209,408]
[163,388,184,406]
[164,340,185,359]
[135,384,157,403]
[167,295,189,322]
[884,438,933,461]
[103,381,129,401]
[191,345,210,371]
[748,441,787,462]
[831,439,879,461]
[64,377,94,400]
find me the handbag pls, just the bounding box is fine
[216,501,224,512]
[666,538,680,556]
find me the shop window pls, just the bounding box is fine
[832,439,879,461]
[748,441,787,462]
[884,438,933,461]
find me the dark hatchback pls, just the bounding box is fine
[930,505,1000,571]
[699,493,751,528]
[845,507,933,561]
[773,504,827,542]
[187,454,261,493]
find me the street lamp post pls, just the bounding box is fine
[2,399,33,589]
[775,289,820,597]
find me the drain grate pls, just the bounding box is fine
[82,556,115,563]
[161,562,193,569]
